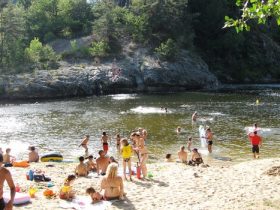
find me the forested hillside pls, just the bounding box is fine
[0,0,280,83]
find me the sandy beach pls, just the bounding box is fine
[3,157,279,210]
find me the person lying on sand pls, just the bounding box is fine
[178,146,187,163]
[96,150,110,176]
[100,163,125,201]
[75,156,88,177]
[189,148,203,166]
[28,146,39,163]
[86,155,97,172]
[59,175,76,201]
[86,187,103,203]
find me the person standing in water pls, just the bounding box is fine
[187,137,192,152]
[248,131,262,159]
[192,111,198,122]
[205,127,214,153]
[0,154,15,210]
[79,135,90,156]
[101,132,110,155]
[115,134,121,153]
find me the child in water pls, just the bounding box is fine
[86,187,103,203]
[59,175,76,201]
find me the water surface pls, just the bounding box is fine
[0,90,279,162]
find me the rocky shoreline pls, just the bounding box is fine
[0,51,219,100]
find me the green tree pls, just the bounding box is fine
[89,40,109,57]
[0,3,26,73]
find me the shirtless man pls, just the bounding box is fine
[96,150,110,176]
[101,132,110,155]
[205,128,214,153]
[75,156,88,177]
[28,146,39,163]
[177,146,187,163]
[134,132,148,179]
[79,135,90,156]
[176,126,181,134]
[0,154,15,210]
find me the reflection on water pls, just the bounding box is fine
[0,91,279,162]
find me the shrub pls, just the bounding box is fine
[89,40,109,57]
[155,39,178,61]
[25,38,59,69]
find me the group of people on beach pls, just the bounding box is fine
[62,127,149,202]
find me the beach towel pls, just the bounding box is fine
[59,196,112,210]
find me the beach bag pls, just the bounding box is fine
[34,174,51,182]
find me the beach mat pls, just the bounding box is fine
[59,196,111,210]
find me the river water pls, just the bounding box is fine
[0,90,279,163]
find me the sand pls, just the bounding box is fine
[5,158,280,210]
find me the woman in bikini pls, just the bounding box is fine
[100,163,124,200]
[134,132,148,179]
[120,138,133,181]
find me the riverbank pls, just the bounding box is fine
[7,158,280,210]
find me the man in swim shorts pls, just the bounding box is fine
[205,128,214,153]
[0,154,15,210]
[248,131,262,158]
[101,132,110,155]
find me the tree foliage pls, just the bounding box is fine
[224,0,280,32]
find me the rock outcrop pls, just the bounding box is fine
[0,49,219,99]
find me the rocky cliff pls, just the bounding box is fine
[0,49,219,100]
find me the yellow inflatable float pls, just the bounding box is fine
[40,153,63,162]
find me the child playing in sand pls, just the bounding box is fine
[59,175,76,201]
[109,156,118,165]
[86,155,97,172]
[86,187,103,203]
[75,156,88,176]
[79,135,90,156]
[178,146,187,163]
[120,138,133,181]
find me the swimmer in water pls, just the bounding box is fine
[176,126,181,134]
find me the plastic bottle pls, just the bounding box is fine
[15,184,20,192]
[29,170,34,181]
